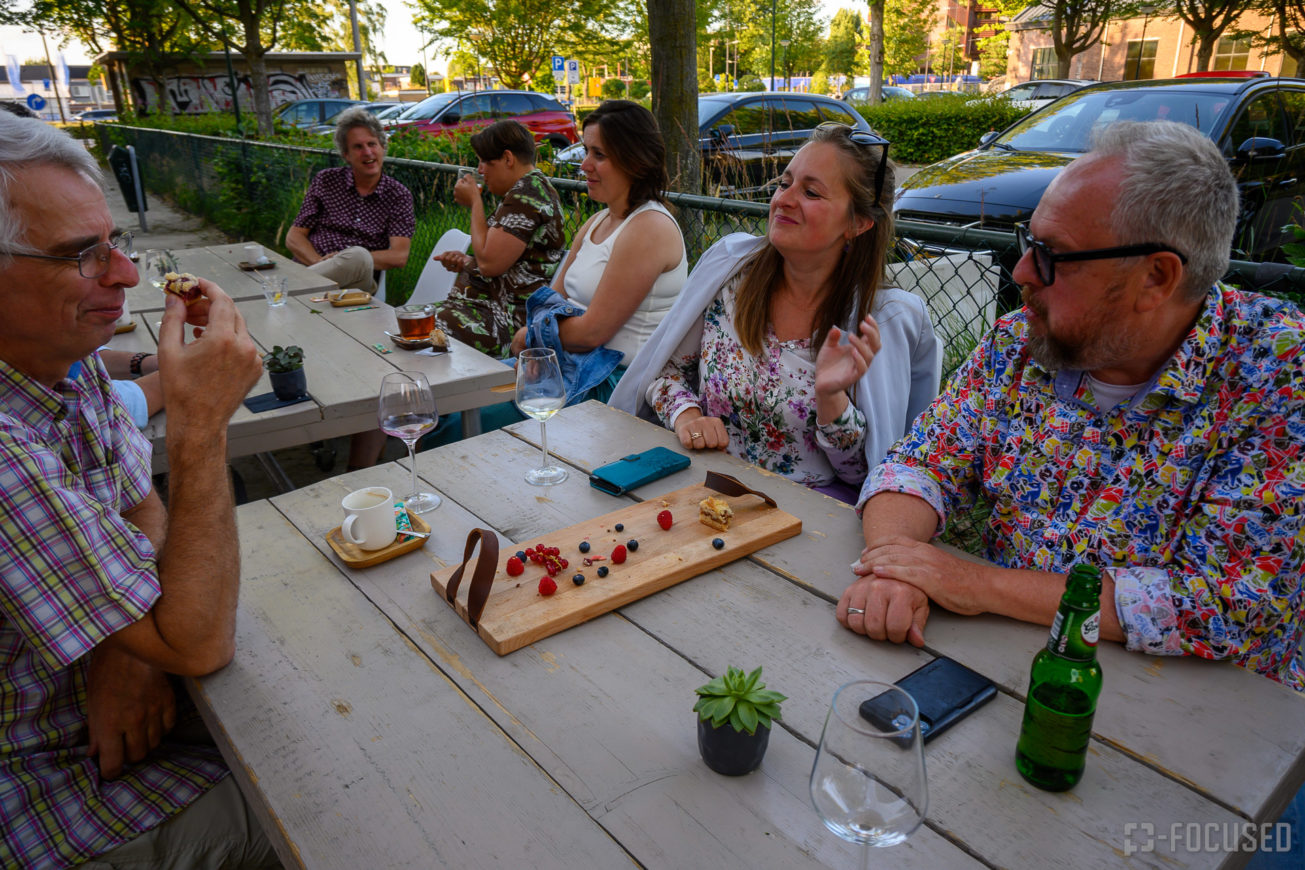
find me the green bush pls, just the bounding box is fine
[629,80,651,100]
[601,78,627,100]
[853,96,1029,165]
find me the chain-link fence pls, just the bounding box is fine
[99,126,1305,392]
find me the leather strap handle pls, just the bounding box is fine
[443,528,500,628]
[704,470,777,509]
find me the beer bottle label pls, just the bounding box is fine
[1081,612,1100,645]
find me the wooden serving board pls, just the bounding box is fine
[430,481,801,655]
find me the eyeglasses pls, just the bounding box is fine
[816,121,891,204]
[1015,223,1187,286]
[7,230,135,279]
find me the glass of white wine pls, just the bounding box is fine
[377,371,441,513]
[514,348,568,486]
[810,680,928,870]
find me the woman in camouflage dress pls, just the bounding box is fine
[434,120,565,356]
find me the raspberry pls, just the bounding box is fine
[597,565,609,578]
[572,573,585,586]
[627,539,639,552]
[505,556,524,576]
[538,576,557,596]
[657,509,673,530]
[611,544,627,564]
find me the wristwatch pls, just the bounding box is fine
[129,352,154,376]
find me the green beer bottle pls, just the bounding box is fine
[1014,563,1104,791]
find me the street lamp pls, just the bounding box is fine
[1133,4,1158,81]
[779,40,790,91]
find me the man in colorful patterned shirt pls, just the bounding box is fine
[840,120,1304,696]
[0,115,277,867]
[286,106,414,295]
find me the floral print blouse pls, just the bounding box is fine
[646,274,868,487]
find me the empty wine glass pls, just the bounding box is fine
[377,371,441,513]
[144,249,177,291]
[810,680,928,869]
[514,348,568,486]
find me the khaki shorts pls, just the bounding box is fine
[309,245,376,293]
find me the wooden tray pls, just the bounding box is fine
[327,513,429,568]
[330,291,373,307]
[431,481,801,655]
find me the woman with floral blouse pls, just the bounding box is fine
[611,124,941,500]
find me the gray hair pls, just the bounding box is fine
[1091,120,1238,302]
[0,112,102,264]
[333,106,386,157]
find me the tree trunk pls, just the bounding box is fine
[1195,34,1218,72]
[647,0,700,196]
[869,0,885,103]
[1056,51,1072,78]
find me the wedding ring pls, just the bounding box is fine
[690,431,703,440]
[846,607,865,615]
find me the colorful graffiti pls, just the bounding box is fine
[130,70,347,114]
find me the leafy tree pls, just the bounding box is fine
[601,77,627,98]
[884,0,934,77]
[410,62,426,87]
[972,0,1025,80]
[1047,0,1116,78]
[279,0,388,100]
[823,8,862,90]
[718,0,824,83]
[1263,0,1305,73]
[1173,0,1251,72]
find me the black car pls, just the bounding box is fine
[273,98,366,129]
[554,92,873,198]
[895,77,1305,259]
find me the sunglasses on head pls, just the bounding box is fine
[815,122,891,204]
[1014,223,1188,286]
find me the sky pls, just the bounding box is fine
[1,1,855,75]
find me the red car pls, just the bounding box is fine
[385,90,579,149]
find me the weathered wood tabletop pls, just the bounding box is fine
[106,288,514,475]
[125,244,336,315]
[193,401,1305,870]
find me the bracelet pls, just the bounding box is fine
[129,352,153,376]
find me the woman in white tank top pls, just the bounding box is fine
[510,100,687,403]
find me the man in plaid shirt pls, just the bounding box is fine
[0,115,278,867]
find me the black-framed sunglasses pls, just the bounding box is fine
[1015,223,1187,286]
[7,230,135,279]
[815,121,890,204]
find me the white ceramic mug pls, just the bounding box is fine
[243,242,264,264]
[341,486,396,551]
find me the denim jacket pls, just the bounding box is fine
[525,287,623,407]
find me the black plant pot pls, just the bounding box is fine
[697,717,770,776]
[269,368,307,401]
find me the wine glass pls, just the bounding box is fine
[377,371,441,513]
[810,680,928,869]
[514,348,568,486]
[144,249,177,291]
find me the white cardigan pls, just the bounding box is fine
[609,233,943,471]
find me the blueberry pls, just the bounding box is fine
[712,538,725,550]
[615,523,625,532]
[626,539,639,552]
[515,550,527,561]
[572,573,585,585]
[578,541,591,553]
[597,566,609,578]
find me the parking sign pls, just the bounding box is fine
[552,55,565,83]
[566,59,579,85]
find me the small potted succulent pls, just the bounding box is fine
[693,665,786,776]
[263,344,306,400]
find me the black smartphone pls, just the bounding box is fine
[859,657,997,743]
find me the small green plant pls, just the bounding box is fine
[262,345,304,373]
[693,665,786,735]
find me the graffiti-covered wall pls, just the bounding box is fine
[98,52,357,114]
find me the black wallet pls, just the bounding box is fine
[589,447,691,495]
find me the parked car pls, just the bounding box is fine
[553,91,873,198]
[840,85,915,103]
[385,90,579,149]
[992,79,1095,111]
[371,103,409,120]
[362,101,402,116]
[273,98,366,129]
[894,76,1305,260]
[73,108,118,122]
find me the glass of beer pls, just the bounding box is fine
[395,304,435,340]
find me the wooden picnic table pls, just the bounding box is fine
[125,244,337,315]
[106,290,514,478]
[190,401,1305,869]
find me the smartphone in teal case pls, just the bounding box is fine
[589,447,691,496]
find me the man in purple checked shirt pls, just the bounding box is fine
[0,114,279,868]
[286,106,415,295]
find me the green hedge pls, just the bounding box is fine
[851,96,1029,165]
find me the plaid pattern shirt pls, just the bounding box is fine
[0,355,226,869]
[863,286,1305,691]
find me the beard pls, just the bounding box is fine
[1022,282,1138,372]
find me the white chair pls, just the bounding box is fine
[407,228,472,306]
[374,270,387,304]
